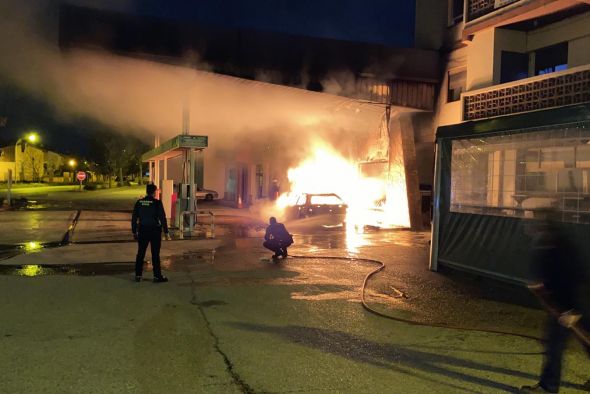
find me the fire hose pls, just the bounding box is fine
[290,254,546,344]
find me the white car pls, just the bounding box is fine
[196,187,219,201]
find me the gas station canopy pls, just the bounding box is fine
[141,135,208,162]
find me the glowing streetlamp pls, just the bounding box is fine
[68,159,77,184]
[26,132,39,144]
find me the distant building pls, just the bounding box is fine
[0,142,66,182]
[0,145,16,182]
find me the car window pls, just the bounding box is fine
[310,195,343,205]
[295,195,306,205]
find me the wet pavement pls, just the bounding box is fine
[0,239,222,265]
[1,213,589,393]
[0,210,76,246]
[72,211,132,243]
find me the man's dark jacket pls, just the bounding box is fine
[131,195,169,234]
[264,223,292,243]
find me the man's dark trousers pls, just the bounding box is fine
[540,318,590,392]
[263,239,292,256]
[135,226,162,277]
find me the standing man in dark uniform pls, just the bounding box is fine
[131,184,171,283]
[263,217,293,259]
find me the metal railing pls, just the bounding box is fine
[466,0,521,22]
[462,65,590,121]
[179,210,215,239]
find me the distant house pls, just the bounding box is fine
[0,145,16,182]
[0,142,66,182]
[43,150,66,182]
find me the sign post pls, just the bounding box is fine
[76,171,86,192]
[7,169,12,206]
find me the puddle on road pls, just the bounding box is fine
[0,221,425,287]
[0,241,54,261]
[0,251,218,277]
[0,263,132,277]
[191,223,265,238]
[8,198,70,210]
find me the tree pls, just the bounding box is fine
[91,132,149,187]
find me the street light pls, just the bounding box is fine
[68,159,77,184]
[26,132,39,144]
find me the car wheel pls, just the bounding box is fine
[205,194,213,201]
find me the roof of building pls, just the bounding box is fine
[59,4,441,92]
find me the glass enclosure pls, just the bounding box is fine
[450,125,590,223]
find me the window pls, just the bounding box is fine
[256,164,264,198]
[449,0,464,24]
[534,42,568,76]
[226,167,237,201]
[447,69,466,103]
[450,126,590,224]
[310,195,344,205]
[500,51,529,83]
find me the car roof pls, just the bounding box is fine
[301,193,341,197]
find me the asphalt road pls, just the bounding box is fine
[1,230,589,393]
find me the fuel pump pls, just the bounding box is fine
[142,134,207,236]
[175,183,197,234]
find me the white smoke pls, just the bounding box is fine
[0,0,388,176]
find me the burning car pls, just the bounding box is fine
[284,193,347,223]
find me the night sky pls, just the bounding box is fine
[0,0,417,157]
[109,0,416,48]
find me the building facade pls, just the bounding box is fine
[431,0,590,281]
[0,142,66,182]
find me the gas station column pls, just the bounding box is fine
[141,135,208,235]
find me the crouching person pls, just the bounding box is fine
[263,217,293,259]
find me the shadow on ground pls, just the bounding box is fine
[231,322,587,393]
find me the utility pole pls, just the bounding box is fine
[7,169,12,207]
[183,100,196,232]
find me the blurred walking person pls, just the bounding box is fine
[131,184,171,283]
[521,210,590,393]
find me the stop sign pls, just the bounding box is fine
[76,171,86,181]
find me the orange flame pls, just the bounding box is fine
[276,141,410,230]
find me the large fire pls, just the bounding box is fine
[276,141,410,230]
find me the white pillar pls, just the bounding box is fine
[7,169,12,206]
[189,149,195,232]
[429,141,443,272]
[154,160,160,187]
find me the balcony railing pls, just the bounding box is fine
[467,0,521,22]
[462,65,590,121]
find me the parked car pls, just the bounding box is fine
[285,193,347,222]
[196,187,219,201]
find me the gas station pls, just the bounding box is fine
[141,134,210,236]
